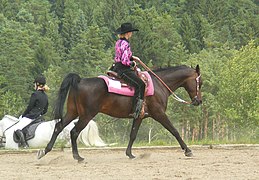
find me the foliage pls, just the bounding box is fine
[0,0,258,144]
[0,91,24,118]
[218,42,259,139]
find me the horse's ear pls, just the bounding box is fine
[196,65,200,75]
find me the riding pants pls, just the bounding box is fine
[14,116,33,131]
[120,70,146,106]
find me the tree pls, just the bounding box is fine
[32,38,61,76]
[0,0,21,20]
[129,6,182,67]
[0,91,24,118]
[0,19,35,98]
[218,41,259,140]
[67,25,111,77]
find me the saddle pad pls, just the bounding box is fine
[98,71,154,97]
[22,121,42,141]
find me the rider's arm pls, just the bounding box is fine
[42,101,48,115]
[120,41,132,67]
[22,93,37,117]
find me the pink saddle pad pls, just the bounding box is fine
[98,71,154,97]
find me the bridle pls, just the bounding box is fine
[137,59,201,105]
[195,74,201,97]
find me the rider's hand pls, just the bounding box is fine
[132,56,140,62]
[130,61,136,68]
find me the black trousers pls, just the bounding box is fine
[120,70,146,106]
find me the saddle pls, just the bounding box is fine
[106,70,128,86]
[99,70,154,97]
[104,70,152,119]
[107,70,149,88]
[13,117,44,143]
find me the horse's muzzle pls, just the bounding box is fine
[191,96,202,106]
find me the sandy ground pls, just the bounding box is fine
[0,145,258,180]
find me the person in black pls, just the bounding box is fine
[22,76,48,119]
[14,75,49,148]
[113,23,146,119]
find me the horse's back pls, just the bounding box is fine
[33,120,56,138]
[78,76,143,117]
[77,77,110,103]
[79,77,107,92]
[28,120,57,147]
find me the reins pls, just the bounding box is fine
[3,120,20,135]
[136,59,191,104]
[0,119,20,143]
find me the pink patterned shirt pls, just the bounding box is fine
[114,38,132,66]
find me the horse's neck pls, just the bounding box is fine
[0,116,18,134]
[156,69,191,91]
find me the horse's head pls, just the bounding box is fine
[184,65,202,106]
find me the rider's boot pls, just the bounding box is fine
[132,99,144,119]
[15,130,29,148]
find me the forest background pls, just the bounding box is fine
[0,0,258,146]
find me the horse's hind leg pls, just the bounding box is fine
[126,117,143,159]
[70,116,92,162]
[153,113,193,157]
[37,115,74,159]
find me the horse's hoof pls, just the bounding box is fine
[185,150,193,157]
[73,155,84,162]
[127,154,136,159]
[37,149,45,159]
[77,157,84,163]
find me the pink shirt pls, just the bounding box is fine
[114,39,132,66]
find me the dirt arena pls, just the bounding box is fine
[0,145,258,180]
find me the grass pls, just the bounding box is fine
[99,138,259,148]
[1,138,257,151]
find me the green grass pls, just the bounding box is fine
[102,138,259,148]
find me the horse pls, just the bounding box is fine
[0,115,106,149]
[37,65,202,162]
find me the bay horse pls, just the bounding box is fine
[37,65,202,162]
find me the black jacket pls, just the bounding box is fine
[22,90,48,119]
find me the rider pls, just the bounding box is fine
[14,75,49,148]
[111,22,146,119]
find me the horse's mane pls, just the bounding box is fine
[153,65,190,73]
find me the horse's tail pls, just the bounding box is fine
[54,73,81,120]
[78,120,107,147]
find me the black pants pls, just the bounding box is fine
[120,70,146,106]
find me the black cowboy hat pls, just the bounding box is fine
[115,23,139,34]
[34,75,46,85]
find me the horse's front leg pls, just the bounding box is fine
[152,113,193,157]
[37,121,65,159]
[126,117,143,159]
